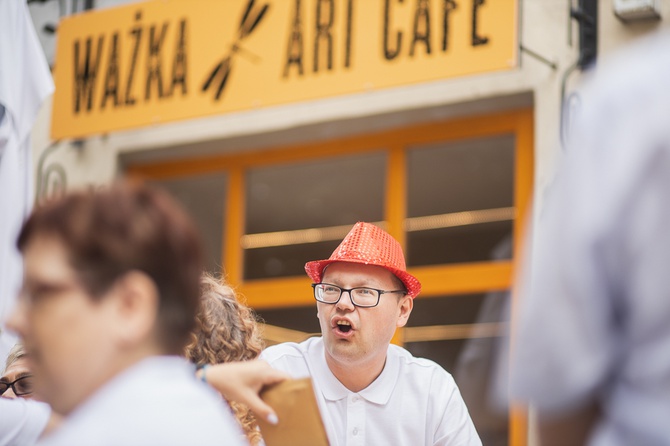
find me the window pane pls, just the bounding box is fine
[257,305,320,335]
[244,153,386,279]
[406,292,508,327]
[407,135,515,266]
[244,240,340,280]
[405,289,511,446]
[407,222,512,266]
[148,173,227,275]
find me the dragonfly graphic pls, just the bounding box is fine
[202,0,270,101]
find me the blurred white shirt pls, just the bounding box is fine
[38,356,246,446]
[511,31,670,446]
[0,398,50,446]
[0,0,54,363]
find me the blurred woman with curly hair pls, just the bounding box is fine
[185,274,264,445]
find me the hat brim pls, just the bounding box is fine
[305,258,421,299]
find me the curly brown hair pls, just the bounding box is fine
[185,274,264,445]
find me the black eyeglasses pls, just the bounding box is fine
[312,283,406,308]
[0,375,34,397]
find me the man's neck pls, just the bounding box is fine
[324,350,387,393]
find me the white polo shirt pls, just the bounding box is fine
[261,337,481,446]
[38,356,246,446]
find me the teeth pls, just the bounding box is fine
[337,321,351,326]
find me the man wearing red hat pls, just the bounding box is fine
[261,222,481,445]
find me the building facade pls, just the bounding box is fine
[27,1,669,444]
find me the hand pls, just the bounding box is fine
[200,360,290,425]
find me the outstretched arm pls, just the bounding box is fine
[198,360,290,425]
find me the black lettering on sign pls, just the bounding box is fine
[410,0,431,56]
[125,11,143,106]
[169,19,188,96]
[73,35,104,114]
[203,0,269,100]
[442,0,456,52]
[472,0,489,46]
[314,0,334,72]
[100,32,120,109]
[284,0,304,77]
[145,22,168,100]
[383,0,402,60]
[344,0,353,68]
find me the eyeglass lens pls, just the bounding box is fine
[314,284,379,307]
[0,376,34,396]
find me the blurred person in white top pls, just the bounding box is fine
[510,31,670,446]
[6,181,246,446]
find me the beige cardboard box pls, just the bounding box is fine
[257,378,329,446]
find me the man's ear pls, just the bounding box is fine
[108,270,160,347]
[396,296,413,328]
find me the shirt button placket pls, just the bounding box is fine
[346,393,365,446]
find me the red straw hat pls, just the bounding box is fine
[304,222,421,298]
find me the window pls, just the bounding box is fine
[407,135,515,266]
[148,172,228,275]
[244,153,385,280]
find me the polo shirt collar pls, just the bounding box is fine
[311,338,399,406]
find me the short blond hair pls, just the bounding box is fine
[4,343,27,374]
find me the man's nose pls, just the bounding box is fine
[335,290,355,311]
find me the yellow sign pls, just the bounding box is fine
[51,0,518,139]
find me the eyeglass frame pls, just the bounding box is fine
[311,283,407,308]
[0,375,34,397]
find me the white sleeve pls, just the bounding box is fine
[0,398,51,446]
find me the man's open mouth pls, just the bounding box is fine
[336,320,353,333]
